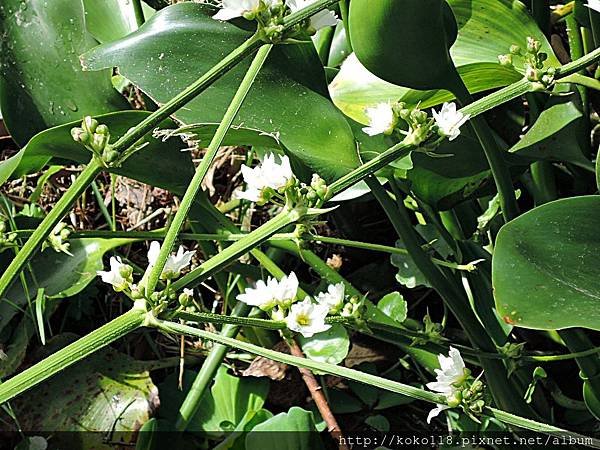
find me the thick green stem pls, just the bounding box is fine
[174,301,250,430]
[0,307,145,404]
[171,208,303,291]
[366,177,534,417]
[452,81,519,221]
[146,45,273,294]
[156,319,598,444]
[0,160,102,301]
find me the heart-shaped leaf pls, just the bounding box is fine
[493,196,600,330]
[0,0,129,146]
[80,3,360,182]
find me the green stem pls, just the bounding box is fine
[452,81,519,221]
[146,45,273,294]
[132,0,146,27]
[174,301,250,430]
[91,180,114,229]
[0,307,145,404]
[171,208,304,291]
[559,329,600,399]
[0,160,102,301]
[156,319,599,444]
[366,176,534,417]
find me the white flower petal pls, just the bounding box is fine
[432,102,470,141]
[587,0,600,13]
[147,241,161,267]
[427,404,450,423]
[286,297,331,338]
[362,103,395,136]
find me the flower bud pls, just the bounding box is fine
[83,116,98,134]
[103,150,120,164]
[95,124,109,136]
[0,221,6,233]
[509,45,521,55]
[71,127,89,143]
[118,264,133,280]
[526,37,541,54]
[497,54,512,67]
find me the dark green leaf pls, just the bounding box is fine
[349,0,460,91]
[0,0,129,146]
[245,407,324,450]
[81,3,360,182]
[493,196,600,330]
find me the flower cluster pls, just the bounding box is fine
[71,117,119,167]
[237,152,330,208]
[213,0,338,40]
[97,241,195,306]
[0,217,17,252]
[42,222,72,255]
[362,101,470,145]
[498,37,555,89]
[426,347,487,423]
[237,273,363,337]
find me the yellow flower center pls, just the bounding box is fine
[296,313,311,327]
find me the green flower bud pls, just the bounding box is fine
[509,45,521,55]
[497,54,512,67]
[118,264,133,280]
[526,37,541,54]
[0,221,6,233]
[446,392,462,408]
[83,116,98,134]
[95,124,109,136]
[150,292,161,303]
[91,133,109,152]
[71,127,89,144]
[103,150,120,164]
[410,109,428,124]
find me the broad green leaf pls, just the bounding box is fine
[0,111,194,195]
[245,407,325,450]
[509,93,590,167]
[9,336,157,449]
[298,324,350,365]
[82,0,155,44]
[349,0,460,91]
[404,135,494,210]
[157,367,269,436]
[493,196,600,330]
[377,292,408,324]
[80,3,360,182]
[0,237,132,338]
[331,0,555,124]
[0,0,129,146]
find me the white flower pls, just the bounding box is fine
[586,0,600,13]
[316,282,345,314]
[147,241,195,280]
[97,256,132,292]
[183,288,194,297]
[213,0,261,21]
[426,347,468,423]
[238,153,294,202]
[362,103,396,136]
[237,272,299,310]
[432,102,470,141]
[285,297,331,337]
[287,0,338,31]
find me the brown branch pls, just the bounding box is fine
[287,338,349,450]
